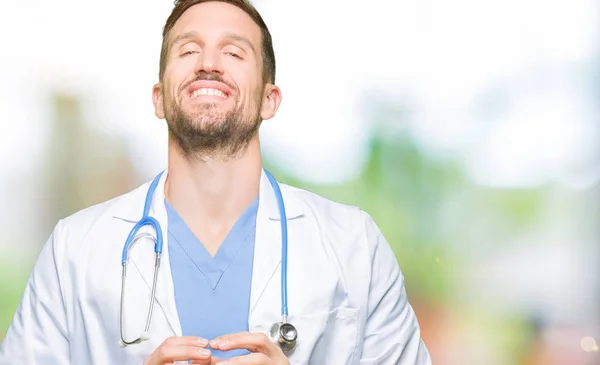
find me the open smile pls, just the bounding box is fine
[191,88,228,99]
[187,80,233,100]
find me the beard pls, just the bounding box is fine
[164,75,262,161]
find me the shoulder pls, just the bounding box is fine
[50,179,151,251]
[281,182,362,218]
[279,183,396,313]
[280,182,383,253]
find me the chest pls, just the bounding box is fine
[65,216,365,365]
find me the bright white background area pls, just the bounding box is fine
[0,0,598,186]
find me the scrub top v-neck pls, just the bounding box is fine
[166,196,258,359]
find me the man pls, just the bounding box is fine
[0,0,432,364]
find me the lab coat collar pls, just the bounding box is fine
[111,168,304,222]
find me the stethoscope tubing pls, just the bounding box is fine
[264,170,289,319]
[119,169,291,344]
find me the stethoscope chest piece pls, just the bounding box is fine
[269,321,298,353]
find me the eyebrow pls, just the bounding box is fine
[170,31,198,49]
[222,32,257,56]
[170,31,257,56]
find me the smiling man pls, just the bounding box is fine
[0,1,432,364]
[155,1,271,163]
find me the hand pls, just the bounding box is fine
[143,336,214,365]
[209,332,290,365]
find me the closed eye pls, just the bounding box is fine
[181,50,198,57]
[226,52,242,59]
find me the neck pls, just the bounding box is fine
[164,136,262,253]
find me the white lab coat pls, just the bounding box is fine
[0,169,432,365]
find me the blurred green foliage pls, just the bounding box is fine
[265,135,464,303]
[0,255,33,341]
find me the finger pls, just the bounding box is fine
[166,360,214,365]
[164,359,215,365]
[166,359,216,365]
[162,336,210,348]
[151,345,212,363]
[214,353,269,365]
[210,332,277,356]
[189,357,222,364]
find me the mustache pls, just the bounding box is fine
[179,72,236,95]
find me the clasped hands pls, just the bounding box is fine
[143,332,290,365]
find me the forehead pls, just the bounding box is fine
[169,2,262,47]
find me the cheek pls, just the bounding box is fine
[254,84,266,106]
[242,79,264,104]
[165,82,183,103]
[164,65,193,97]
[241,90,263,111]
[161,89,181,113]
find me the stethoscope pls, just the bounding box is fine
[119,170,298,354]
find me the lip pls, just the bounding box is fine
[187,80,233,98]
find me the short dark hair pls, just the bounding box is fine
[159,0,276,84]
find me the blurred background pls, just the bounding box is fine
[1,0,599,363]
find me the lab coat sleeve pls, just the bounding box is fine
[358,212,432,365]
[0,221,70,364]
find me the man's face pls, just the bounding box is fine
[153,1,279,159]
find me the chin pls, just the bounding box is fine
[187,115,226,127]
[195,102,235,116]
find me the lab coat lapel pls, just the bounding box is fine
[249,170,303,316]
[117,171,182,337]
[115,168,302,336]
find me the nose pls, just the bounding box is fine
[195,48,224,76]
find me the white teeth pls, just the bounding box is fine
[192,88,227,98]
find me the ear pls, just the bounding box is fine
[260,84,282,120]
[152,82,165,119]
